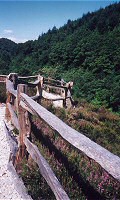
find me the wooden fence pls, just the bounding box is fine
[0,73,120,200]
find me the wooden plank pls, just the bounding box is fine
[44,77,67,85]
[0,80,6,83]
[36,75,43,103]
[19,101,34,115]
[18,79,40,88]
[20,93,120,182]
[31,95,41,101]
[44,77,63,84]
[7,103,20,130]
[0,75,6,82]
[17,84,31,160]
[8,73,18,90]
[43,83,67,90]
[24,137,69,200]
[0,75,7,77]
[25,80,40,87]
[6,79,17,97]
[42,90,65,101]
[43,97,65,101]
[42,90,64,107]
[33,79,40,85]
[18,75,38,79]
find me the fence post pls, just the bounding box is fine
[47,77,50,92]
[16,84,31,162]
[66,82,74,108]
[60,79,66,108]
[11,73,18,111]
[61,88,67,108]
[36,75,43,103]
[7,73,18,90]
[5,73,18,121]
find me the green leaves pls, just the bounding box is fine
[0,3,120,111]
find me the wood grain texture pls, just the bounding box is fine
[18,79,40,88]
[17,84,30,159]
[36,75,43,103]
[42,90,64,101]
[0,75,7,82]
[0,75,7,77]
[19,101,34,115]
[0,80,6,83]
[42,90,63,107]
[20,93,120,182]
[31,95,41,101]
[44,77,64,84]
[24,137,69,200]
[6,79,17,97]
[43,83,67,90]
[7,102,20,130]
[18,75,38,79]
[7,73,18,90]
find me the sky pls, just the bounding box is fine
[0,1,119,43]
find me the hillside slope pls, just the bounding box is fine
[0,38,17,74]
[0,2,120,111]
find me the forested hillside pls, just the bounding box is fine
[0,38,17,74]
[0,2,120,111]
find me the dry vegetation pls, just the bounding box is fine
[19,99,120,200]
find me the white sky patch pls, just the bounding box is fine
[1,29,28,43]
[4,29,13,34]
[7,36,28,43]
[0,34,29,43]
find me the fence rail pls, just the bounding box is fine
[0,73,120,200]
[20,92,120,181]
[24,136,69,200]
[0,74,7,82]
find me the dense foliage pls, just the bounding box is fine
[0,38,17,74]
[0,2,120,111]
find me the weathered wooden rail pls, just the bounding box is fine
[1,73,73,107]
[0,73,120,199]
[0,74,7,82]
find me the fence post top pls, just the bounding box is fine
[7,73,18,78]
[17,84,28,95]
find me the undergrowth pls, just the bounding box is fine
[19,99,120,200]
[42,99,120,156]
[20,158,56,200]
[0,83,6,102]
